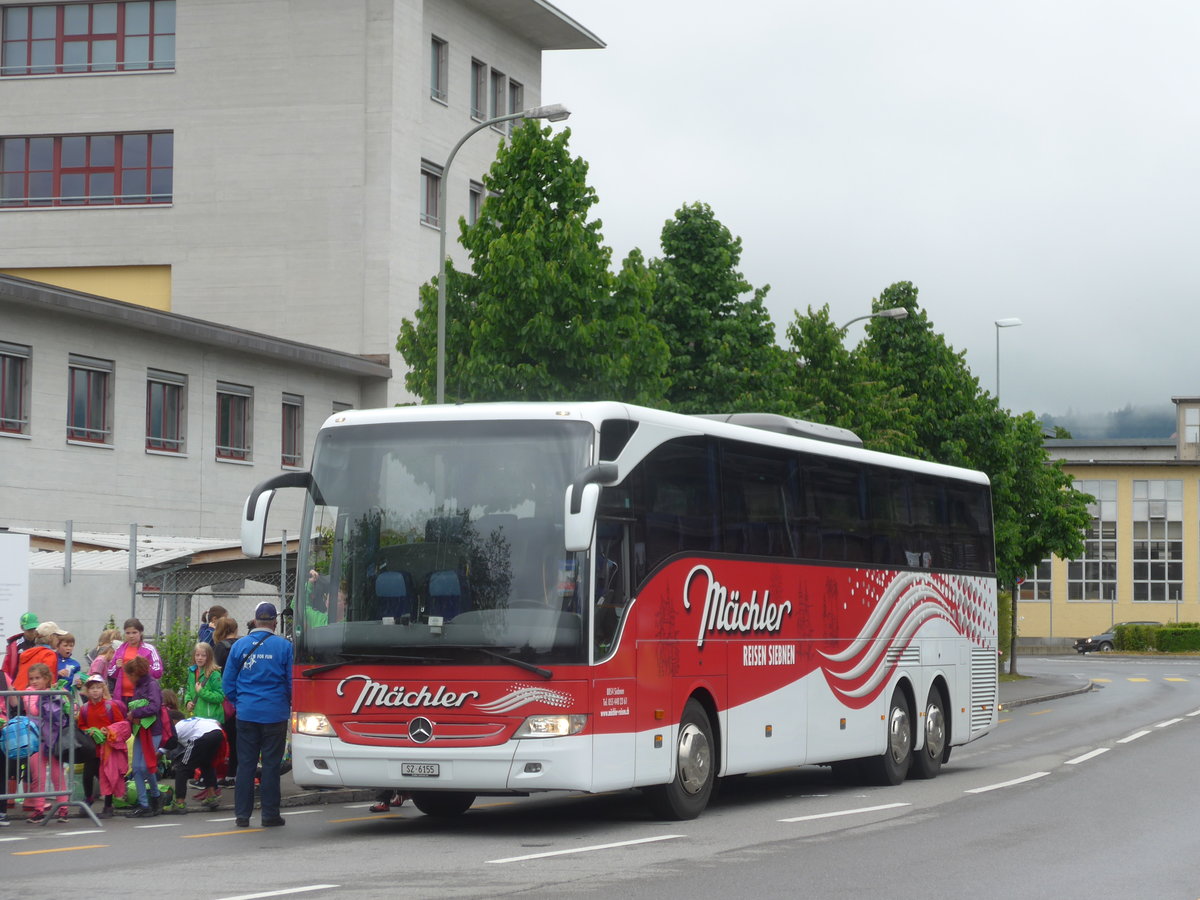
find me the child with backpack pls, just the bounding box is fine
[123,655,165,818]
[77,674,127,818]
[21,662,70,824]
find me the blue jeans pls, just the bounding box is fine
[131,733,162,807]
[235,719,287,821]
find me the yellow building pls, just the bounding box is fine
[1020,396,1200,640]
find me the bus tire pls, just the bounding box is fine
[910,685,947,780]
[645,699,715,820]
[862,688,912,786]
[410,792,477,817]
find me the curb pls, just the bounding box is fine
[999,680,1095,711]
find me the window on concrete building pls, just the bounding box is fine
[507,79,523,133]
[0,341,31,435]
[1132,479,1183,602]
[420,159,441,227]
[146,368,185,453]
[0,131,172,207]
[470,58,486,120]
[1018,559,1052,602]
[216,381,252,461]
[67,353,113,444]
[1067,479,1116,602]
[430,35,448,103]
[1186,408,1199,445]
[281,393,303,468]
[467,180,483,225]
[1,1,175,76]
[489,68,506,122]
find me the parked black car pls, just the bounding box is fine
[1073,621,1161,653]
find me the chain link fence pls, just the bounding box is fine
[133,567,298,636]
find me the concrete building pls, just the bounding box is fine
[1,272,390,534]
[0,0,601,408]
[1021,397,1200,641]
[0,0,600,533]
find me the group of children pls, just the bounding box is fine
[2,610,236,826]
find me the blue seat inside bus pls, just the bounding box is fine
[375,570,413,619]
[427,569,466,619]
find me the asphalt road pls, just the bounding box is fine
[7,655,1200,899]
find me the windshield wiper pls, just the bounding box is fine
[301,652,451,678]
[476,648,553,680]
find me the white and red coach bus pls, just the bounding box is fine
[241,402,998,820]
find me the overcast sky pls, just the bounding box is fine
[542,1,1198,418]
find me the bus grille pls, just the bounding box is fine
[970,647,998,732]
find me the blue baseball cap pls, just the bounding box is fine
[254,602,278,620]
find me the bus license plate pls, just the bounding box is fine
[402,763,440,777]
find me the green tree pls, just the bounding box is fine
[648,202,790,413]
[397,123,668,404]
[856,282,1091,673]
[785,303,921,457]
[156,615,196,698]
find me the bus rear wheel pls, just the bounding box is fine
[410,791,477,817]
[910,685,947,780]
[645,699,715,820]
[862,688,913,786]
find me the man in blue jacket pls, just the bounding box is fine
[222,602,293,828]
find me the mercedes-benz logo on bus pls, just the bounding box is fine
[409,716,434,743]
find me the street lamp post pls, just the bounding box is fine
[994,316,1023,674]
[435,103,571,404]
[838,306,908,332]
[994,317,1022,404]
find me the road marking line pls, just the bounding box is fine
[1165,677,1188,682]
[1091,678,1111,683]
[11,844,109,855]
[1187,709,1200,717]
[280,809,321,815]
[182,829,262,837]
[779,802,910,823]
[965,772,1050,794]
[212,886,340,900]
[54,829,105,836]
[488,834,685,864]
[0,837,28,843]
[1118,730,1151,744]
[1156,718,1183,728]
[997,717,1012,724]
[1066,748,1110,765]
[133,823,181,828]
[1128,678,1150,683]
[342,803,374,809]
[1028,709,1053,716]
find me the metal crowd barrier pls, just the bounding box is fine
[2,687,102,827]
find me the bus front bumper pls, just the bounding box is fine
[290,732,595,793]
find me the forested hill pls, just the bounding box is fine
[1038,404,1176,440]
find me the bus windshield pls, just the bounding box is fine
[295,419,595,668]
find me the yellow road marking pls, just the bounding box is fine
[1091,678,1111,683]
[997,717,1012,724]
[1028,709,1052,716]
[1166,677,1188,682]
[12,844,109,856]
[182,829,262,837]
[1129,678,1150,683]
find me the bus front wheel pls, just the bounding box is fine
[862,688,913,786]
[645,699,715,820]
[410,791,477,817]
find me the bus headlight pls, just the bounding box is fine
[292,712,336,737]
[514,714,587,738]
